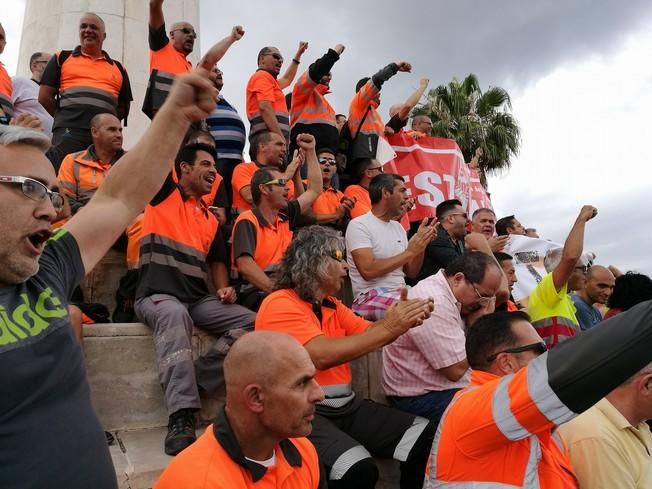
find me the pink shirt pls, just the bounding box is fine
[382,270,470,396]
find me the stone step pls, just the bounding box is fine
[109,426,398,489]
[84,323,396,487]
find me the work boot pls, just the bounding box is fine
[164,408,196,455]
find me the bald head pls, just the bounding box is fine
[224,331,310,390]
[412,115,433,135]
[582,265,616,304]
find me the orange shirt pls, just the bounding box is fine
[155,412,323,489]
[245,70,290,142]
[231,161,295,211]
[149,39,192,75]
[343,184,372,218]
[246,70,288,117]
[312,186,343,216]
[58,51,122,97]
[256,289,370,389]
[231,202,300,274]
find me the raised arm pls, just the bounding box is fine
[396,78,429,121]
[278,41,309,89]
[294,134,323,213]
[551,205,597,291]
[197,25,245,71]
[149,0,165,30]
[64,67,219,273]
[307,44,344,84]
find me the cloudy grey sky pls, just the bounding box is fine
[3,0,652,274]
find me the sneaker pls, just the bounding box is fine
[164,409,196,456]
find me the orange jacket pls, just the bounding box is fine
[425,367,578,488]
[290,48,339,128]
[57,145,124,214]
[347,80,383,137]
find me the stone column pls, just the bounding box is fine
[18,0,200,148]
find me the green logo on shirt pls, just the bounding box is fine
[0,288,68,345]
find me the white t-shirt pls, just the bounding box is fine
[11,76,53,137]
[345,211,407,297]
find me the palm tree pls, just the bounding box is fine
[413,74,520,188]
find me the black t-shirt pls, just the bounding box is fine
[0,229,117,489]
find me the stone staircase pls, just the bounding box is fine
[84,323,399,488]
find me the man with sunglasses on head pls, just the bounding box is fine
[0,56,222,488]
[311,147,355,230]
[144,0,245,118]
[426,302,652,488]
[527,205,597,349]
[415,199,468,282]
[231,133,322,312]
[246,42,309,146]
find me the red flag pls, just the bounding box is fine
[384,133,492,222]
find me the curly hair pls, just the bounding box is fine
[273,226,344,302]
[607,272,652,311]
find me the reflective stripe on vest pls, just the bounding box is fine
[290,72,336,128]
[59,86,117,113]
[319,383,355,409]
[143,70,176,118]
[248,111,290,142]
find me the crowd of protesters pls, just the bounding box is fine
[1,6,652,489]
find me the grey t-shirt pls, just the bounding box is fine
[0,229,117,489]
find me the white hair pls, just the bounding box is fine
[0,126,51,153]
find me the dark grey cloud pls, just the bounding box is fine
[200,0,652,119]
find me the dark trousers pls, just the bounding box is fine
[311,399,435,489]
[388,388,460,426]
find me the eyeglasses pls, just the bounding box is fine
[367,166,384,173]
[319,157,337,166]
[329,250,345,262]
[486,342,547,363]
[173,27,197,38]
[467,279,494,302]
[268,52,283,62]
[263,178,287,187]
[0,176,64,211]
[447,212,468,220]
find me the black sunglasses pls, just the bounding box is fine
[486,342,547,363]
[269,53,283,61]
[174,27,197,38]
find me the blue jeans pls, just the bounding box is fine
[388,388,460,425]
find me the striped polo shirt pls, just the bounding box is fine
[206,95,246,162]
